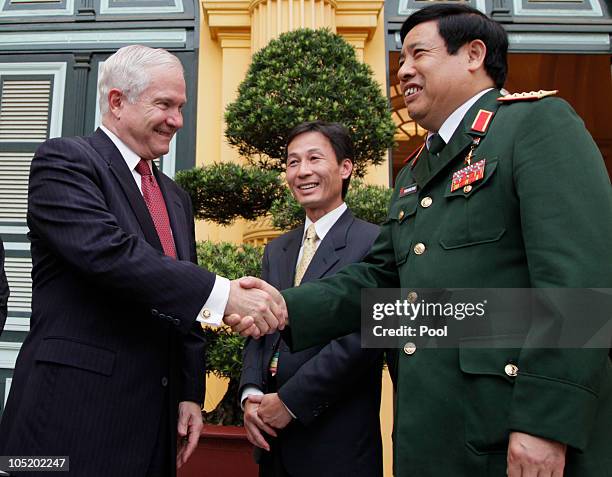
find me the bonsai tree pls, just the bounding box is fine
[225,28,396,177]
[196,241,263,425]
[175,162,283,226]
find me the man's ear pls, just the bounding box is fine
[340,159,353,179]
[107,88,124,118]
[466,39,487,72]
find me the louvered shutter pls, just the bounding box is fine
[0,79,52,142]
[0,73,55,337]
[4,257,32,315]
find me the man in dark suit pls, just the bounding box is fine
[0,45,284,477]
[234,5,612,476]
[239,121,384,477]
[0,238,9,334]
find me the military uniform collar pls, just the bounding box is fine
[412,89,502,188]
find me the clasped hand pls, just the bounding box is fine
[223,277,287,338]
[243,394,293,451]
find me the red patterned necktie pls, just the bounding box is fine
[135,159,177,259]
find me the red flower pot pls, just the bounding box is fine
[178,425,258,477]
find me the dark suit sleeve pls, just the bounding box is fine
[0,239,9,333]
[27,138,215,335]
[238,244,272,398]
[178,191,207,404]
[278,333,382,426]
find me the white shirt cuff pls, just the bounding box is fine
[241,386,264,410]
[196,275,230,326]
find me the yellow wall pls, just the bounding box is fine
[197,0,394,474]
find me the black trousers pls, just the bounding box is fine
[145,394,171,477]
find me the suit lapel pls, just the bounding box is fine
[90,129,164,254]
[154,165,189,261]
[280,227,303,289]
[300,209,353,283]
[413,89,502,189]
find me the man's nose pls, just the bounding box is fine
[398,58,415,82]
[167,110,183,129]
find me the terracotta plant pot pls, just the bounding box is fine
[178,424,258,477]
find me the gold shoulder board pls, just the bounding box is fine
[497,89,558,102]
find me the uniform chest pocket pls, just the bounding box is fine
[439,159,506,249]
[386,193,418,265]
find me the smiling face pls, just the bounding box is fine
[398,20,476,132]
[286,131,353,222]
[111,65,186,160]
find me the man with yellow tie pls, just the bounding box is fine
[238,121,384,477]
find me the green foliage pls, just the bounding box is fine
[201,327,245,382]
[196,241,263,280]
[345,179,394,226]
[270,179,393,230]
[225,28,396,177]
[175,163,283,226]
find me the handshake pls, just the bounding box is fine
[223,277,288,338]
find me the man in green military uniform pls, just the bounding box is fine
[235,4,612,476]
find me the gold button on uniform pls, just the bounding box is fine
[420,196,433,208]
[398,210,405,220]
[403,342,417,355]
[413,243,426,255]
[407,291,418,303]
[463,185,473,194]
[504,363,519,377]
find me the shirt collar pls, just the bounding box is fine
[427,88,493,146]
[100,124,149,174]
[302,202,347,245]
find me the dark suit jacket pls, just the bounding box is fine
[0,238,8,333]
[0,129,214,476]
[240,209,383,477]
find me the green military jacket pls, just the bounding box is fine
[283,89,612,476]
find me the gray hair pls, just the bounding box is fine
[98,44,184,115]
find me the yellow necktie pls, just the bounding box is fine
[294,224,318,286]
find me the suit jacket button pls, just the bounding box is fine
[151,309,159,317]
[420,196,433,208]
[413,243,426,255]
[407,291,418,303]
[504,363,518,377]
[403,342,417,355]
[161,377,169,387]
[173,318,180,326]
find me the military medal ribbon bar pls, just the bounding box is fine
[451,159,486,192]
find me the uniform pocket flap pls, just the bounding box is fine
[459,335,523,377]
[35,337,116,376]
[387,194,418,224]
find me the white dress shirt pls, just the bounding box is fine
[99,125,229,326]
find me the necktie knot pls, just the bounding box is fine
[305,223,318,242]
[135,159,152,177]
[428,133,446,155]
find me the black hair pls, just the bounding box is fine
[286,121,353,199]
[400,4,508,88]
